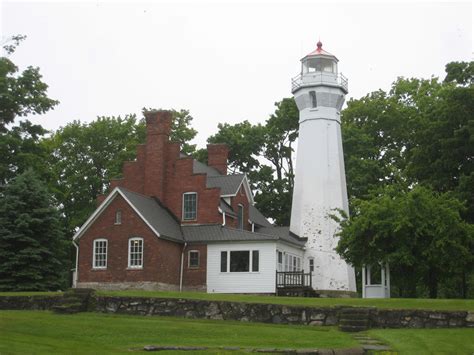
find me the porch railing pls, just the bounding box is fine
[276,271,312,289]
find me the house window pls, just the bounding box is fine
[115,210,122,225]
[284,254,289,271]
[128,237,143,268]
[277,251,283,272]
[183,192,197,221]
[252,250,259,272]
[220,250,259,273]
[309,258,314,272]
[220,251,227,272]
[309,91,317,108]
[93,239,107,269]
[188,250,200,268]
[237,204,244,229]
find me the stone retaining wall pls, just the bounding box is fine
[1,294,473,329]
[0,295,63,310]
[95,296,474,329]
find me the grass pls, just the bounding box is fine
[0,311,357,354]
[368,328,474,354]
[0,291,63,297]
[96,290,474,311]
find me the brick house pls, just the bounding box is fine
[73,110,305,293]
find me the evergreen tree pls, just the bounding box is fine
[0,169,67,291]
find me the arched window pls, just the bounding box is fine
[115,210,122,225]
[93,238,108,269]
[128,237,144,268]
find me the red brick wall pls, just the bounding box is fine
[207,144,229,175]
[78,195,182,285]
[182,244,207,287]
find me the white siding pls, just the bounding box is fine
[207,242,276,293]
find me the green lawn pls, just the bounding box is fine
[368,328,474,354]
[0,311,358,354]
[0,291,63,297]
[97,290,474,311]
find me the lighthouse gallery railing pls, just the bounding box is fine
[291,72,348,92]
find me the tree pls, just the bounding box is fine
[45,115,144,233]
[0,35,58,131]
[0,169,67,291]
[45,109,198,233]
[0,120,49,186]
[335,185,474,298]
[207,98,299,225]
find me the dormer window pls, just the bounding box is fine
[115,210,122,225]
[183,192,197,221]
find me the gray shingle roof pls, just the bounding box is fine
[182,225,277,243]
[119,187,184,242]
[220,199,236,217]
[192,160,221,177]
[255,226,307,247]
[249,205,272,227]
[206,174,245,195]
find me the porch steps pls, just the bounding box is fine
[338,307,372,332]
[52,288,94,314]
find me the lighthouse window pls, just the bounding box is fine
[309,91,317,108]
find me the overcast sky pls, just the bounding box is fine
[2,1,472,147]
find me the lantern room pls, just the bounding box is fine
[301,41,338,75]
[291,41,348,94]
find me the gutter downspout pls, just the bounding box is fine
[179,242,187,292]
[72,240,79,288]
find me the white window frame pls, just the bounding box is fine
[309,258,315,272]
[115,210,122,225]
[188,250,200,268]
[220,250,259,273]
[277,250,283,272]
[93,238,108,269]
[182,192,198,221]
[128,237,144,269]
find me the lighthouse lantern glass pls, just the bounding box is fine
[303,58,337,74]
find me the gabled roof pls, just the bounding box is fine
[119,189,183,242]
[72,187,184,243]
[249,205,272,227]
[206,174,245,195]
[73,187,304,248]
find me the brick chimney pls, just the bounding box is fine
[207,144,229,175]
[144,110,173,199]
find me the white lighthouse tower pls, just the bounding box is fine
[290,41,356,293]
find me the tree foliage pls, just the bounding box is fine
[337,61,474,298]
[44,115,144,233]
[335,185,474,298]
[208,98,298,225]
[0,169,67,291]
[0,35,58,132]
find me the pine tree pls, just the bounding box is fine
[0,169,67,291]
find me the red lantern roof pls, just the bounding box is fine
[304,41,338,60]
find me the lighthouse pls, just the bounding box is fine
[290,41,356,293]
